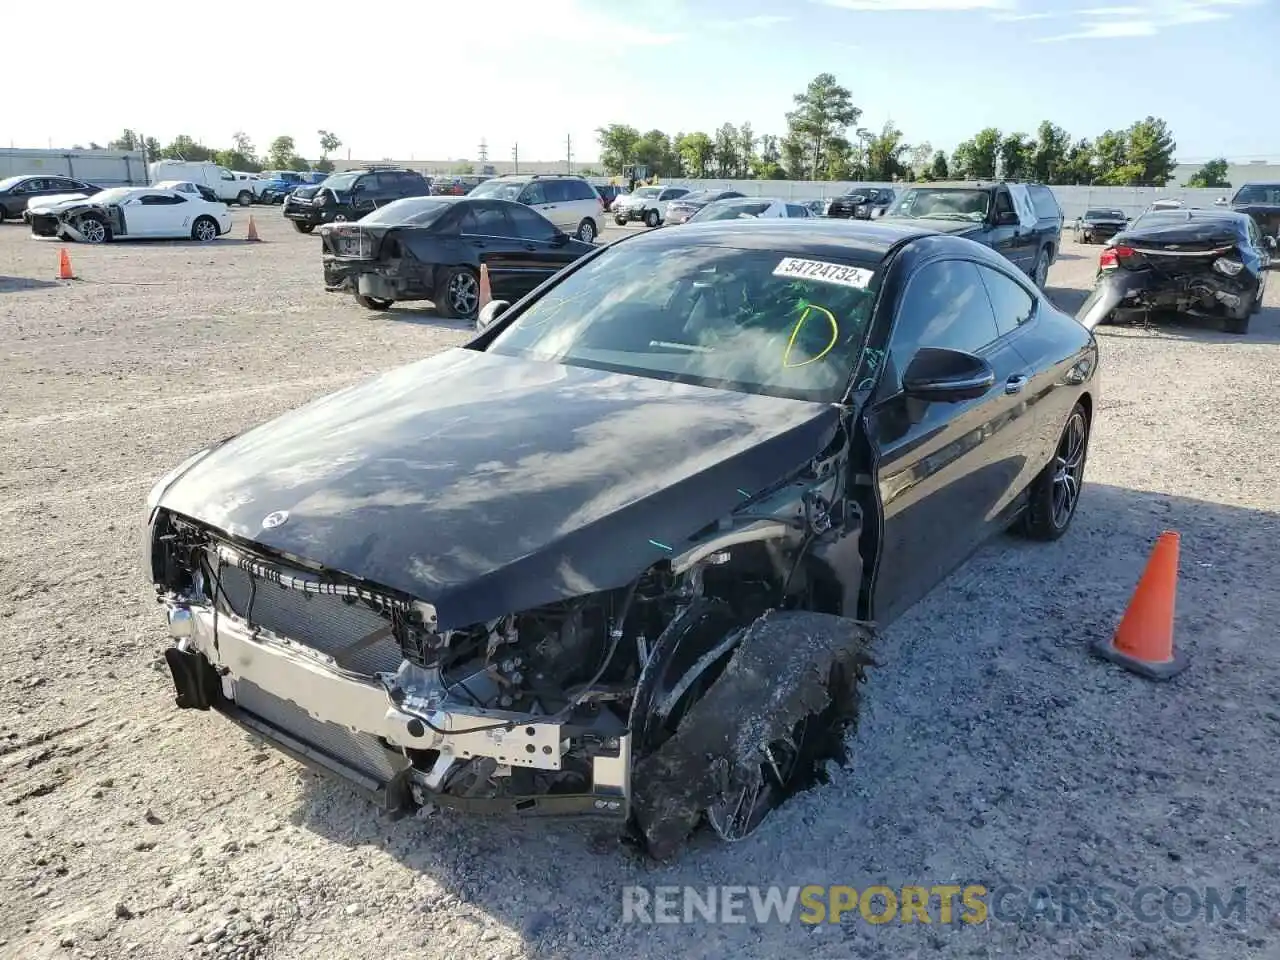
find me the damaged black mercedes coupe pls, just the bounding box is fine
[147,219,1099,858]
[1076,207,1273,335]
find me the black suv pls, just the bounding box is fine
[283,166,432,234]
[1227,182,1280,245]
[879,181,1063,289]
[825,187,896,220]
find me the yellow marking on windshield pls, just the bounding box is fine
[782,303,839,368]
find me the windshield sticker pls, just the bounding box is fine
[773,257,874,289]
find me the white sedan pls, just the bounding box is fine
[687,197,813,222]
[27,187,233,243]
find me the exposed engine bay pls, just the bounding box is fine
[29,201,126,242]
[151,463,875,855]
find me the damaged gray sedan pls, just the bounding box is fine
[147,219,1099,857]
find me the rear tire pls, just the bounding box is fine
[1019,402,1089,541]
[354,293,393,311]
[644,209,660,228]
[236,191,253,207]
[292,222,315,234]
[76,213,111,244]
[1224,316,1250,335]
[191,216,219,242]
[614,215,627,226]
[575,218,597,243]
[1031,247,1050,290]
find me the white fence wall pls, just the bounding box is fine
[645,179,1234,222]
[0,149,149,186]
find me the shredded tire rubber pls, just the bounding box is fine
[630,609,876,860]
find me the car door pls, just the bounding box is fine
[986,187,1032,272]
[13,178,49,212]
[458,201,544,301]
[500,203,578,296]
[119,192,188,236]
[517,180,556,229]
[784,203,811,219]
[862,257,1040,625]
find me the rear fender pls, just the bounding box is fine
[1076,270,1152,330]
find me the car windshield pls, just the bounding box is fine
[691,200,773,221]
[1085,209,1124,219]
[321,173,360,191]
[677,191,712,203]
[1232,184,1280,204]
[633,187,661,199]
[0,176,28,191]
[485,242,880,402]
[469,180,526,201]
[81,188,134,205]
[886,188,990,221]
[360,197,454,226]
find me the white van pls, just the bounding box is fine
[147,161,260,206]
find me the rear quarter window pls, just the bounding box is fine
[1028,185,1062,221]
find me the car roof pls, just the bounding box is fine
[618,217,934,261]
[1239,181,1280,187]
[1136,207,1249,224]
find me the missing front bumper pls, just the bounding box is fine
[164,603,631,819]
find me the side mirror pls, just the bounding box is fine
[1265,236,1277,251]
[995,211,1020,226]
[902,347,995,403]
[476,299,510,332]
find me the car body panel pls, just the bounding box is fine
[28,187,232,240]
[0,175,103,218]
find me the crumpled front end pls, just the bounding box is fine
[149,510,631,817]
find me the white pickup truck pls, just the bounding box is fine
[147,161,268,206]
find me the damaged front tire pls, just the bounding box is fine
[630,608,874,860]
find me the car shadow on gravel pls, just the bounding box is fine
[1095,305,1280,345]
[1045,285,1088,315]
[276,482,1280,957]
[383,305,478,331]
[0,275,61,293]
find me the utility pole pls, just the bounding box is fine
[478,138,489,163]
[566,134,573,175]
[512,143,519,175]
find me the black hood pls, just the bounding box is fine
[291,185,322,200]
[876,216,982,237]
[155,349,840,628]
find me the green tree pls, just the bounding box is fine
[1125,116,1176,186]
[1060,138,1095,184]
[1186,157,1230,188]
[108,129,139,150]
[676,132,714,178]
[160,135,213,161]
[950,139,976,178]
[143,137,162,162]
[214,149,261,172]
[596,124,642,174]
[866,121,909,181]
[713,123,740,177]
[737,122,756,178]
[318,130,342,165]
[288,155,311,172]
[313,157,334,173]
[998,132,1032,180]
[268,136,298,169]
[232,131,256,158]
[751,135,787,179]
[635,130,676,177]
[1031,121,1070,184]
[908,141,934,176]
[782,73,860,180]
[1092,129,1128,181]
[927,150,950,181]
[967,128,1000,179]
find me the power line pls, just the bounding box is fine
[566,134,573,175]
[478,138,488,162]
[511,142,519,174]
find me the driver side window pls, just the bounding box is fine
[994,190,1014,217]
[519,182,547,205]
[889,260,1001,385]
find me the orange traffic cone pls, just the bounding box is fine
[245,216,261,241]
[478,263,492,309]
[1091,531,1189,680]
[57,248,75,280]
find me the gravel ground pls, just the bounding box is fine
[2,212,1279,960]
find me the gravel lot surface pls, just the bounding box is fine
[1,212,1278,960]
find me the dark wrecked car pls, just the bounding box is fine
[824,187,896,220]
[147,219,1099,858]
[1225,181,1280,247]
[1073,208,1129,244]
[1076,207,1273,336]
[320,196,595,317]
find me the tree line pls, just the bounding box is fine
[97,130,345,174]
[597,73,1233,188]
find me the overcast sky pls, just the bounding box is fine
[4,0,1276,164]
